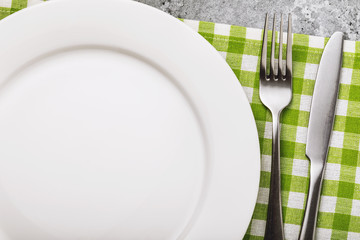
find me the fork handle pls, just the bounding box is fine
[264,111,285,240]
[298,161,325,240]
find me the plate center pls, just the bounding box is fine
[0,48,205,239]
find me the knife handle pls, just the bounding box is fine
[264,112,285,240]
[299,161,325,240]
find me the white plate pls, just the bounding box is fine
[0,0,260,239]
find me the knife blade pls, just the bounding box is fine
[299,32,344,240]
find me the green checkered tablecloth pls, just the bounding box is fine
[2,1,360,239]
[179,20,360,240]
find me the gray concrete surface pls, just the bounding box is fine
[134,0,360,40]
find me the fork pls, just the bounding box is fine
[260,13,292,240]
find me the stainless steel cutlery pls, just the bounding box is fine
[299,32,344,240]
[259,13,292,240]
[260,14,344,240]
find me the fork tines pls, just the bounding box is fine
[261,13,292,81]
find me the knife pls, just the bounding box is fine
[299,32,344,240]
